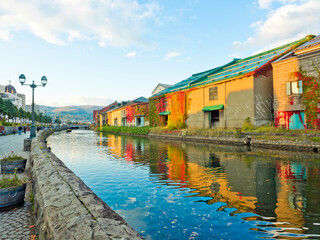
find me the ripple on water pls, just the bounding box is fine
[48,130,320,240]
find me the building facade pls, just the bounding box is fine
[151,84,173,96]
[272,35,320,129]
[17,93,26,110]
[97,101,119,126]
[0,82,25,109]
[98,97,149,127]
[150,37,310,129]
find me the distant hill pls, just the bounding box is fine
[38,105,103,122]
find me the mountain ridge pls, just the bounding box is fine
[36,105,103,122]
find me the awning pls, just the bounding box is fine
[159,111,171,115]
[202,104,224,111]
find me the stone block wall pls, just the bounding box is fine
[298,51,320,76]
[30,130,143,240]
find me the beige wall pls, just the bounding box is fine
[186,75,255,128]
[254,74,274,126]
[225,76,254,128]
[111,108,124,126]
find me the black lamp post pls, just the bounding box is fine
[19,74,47,138]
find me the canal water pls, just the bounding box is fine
[48,130,320,240]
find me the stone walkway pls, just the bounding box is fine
[0,134,36,240]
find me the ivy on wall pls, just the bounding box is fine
[294,68,320,129]
[149,90,192,129]
[125,103,149,123]
[149,97,166,127]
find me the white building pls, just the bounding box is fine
[151,83,173,96]
[17,93,26,110]
[0,82,24,109]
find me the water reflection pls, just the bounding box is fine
[48,130,320,239]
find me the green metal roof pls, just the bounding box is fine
[202,104,224,111]
[152,37,307,98]
[159,111,171,115]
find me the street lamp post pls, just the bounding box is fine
[19,74,47,139]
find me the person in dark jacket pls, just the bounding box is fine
[18,126,22,135]
[23,126,27,134]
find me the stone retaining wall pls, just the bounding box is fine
[148,133,320,152]
[98,129,320,152]
[30,130,143,240]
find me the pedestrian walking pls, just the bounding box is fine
[18,126,22,135]
[23,126,27,134]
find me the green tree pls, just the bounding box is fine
[38,112,44,123]
[26,111,32,122]
[13,106,18,123]
[18,107,26,123]
[4,100,15,121]
[0,97,5,117]
[54,118,61,124]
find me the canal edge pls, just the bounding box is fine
[97,130,320,153]
[30,129,144,240]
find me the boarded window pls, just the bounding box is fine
[209,87,218,100]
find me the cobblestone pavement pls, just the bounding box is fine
[0,135,36,240]
[0,201,34,240]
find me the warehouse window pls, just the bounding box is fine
[209,87,218,100]
[286,80,303,95]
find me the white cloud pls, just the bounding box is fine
[231,41,242,51]
[258,0,275,8]
[163,52,181,60]
[234,0,320,53]
[0,0,160,47]
[126,51,137,57]
[0,29,11,41]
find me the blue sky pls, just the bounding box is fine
[0,0,319,107]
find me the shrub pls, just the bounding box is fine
[310,136,320,142]
[0,172,24,189]
[242,117,254,131]
[100,126,150,135]
[1,152,25,161]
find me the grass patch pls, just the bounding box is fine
[0,173,25,189]
[1,152,25,161]
[310,137,320,142]
[99,126,151,135]
[29,192,34,202]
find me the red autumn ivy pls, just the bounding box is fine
[294,67,320,129]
